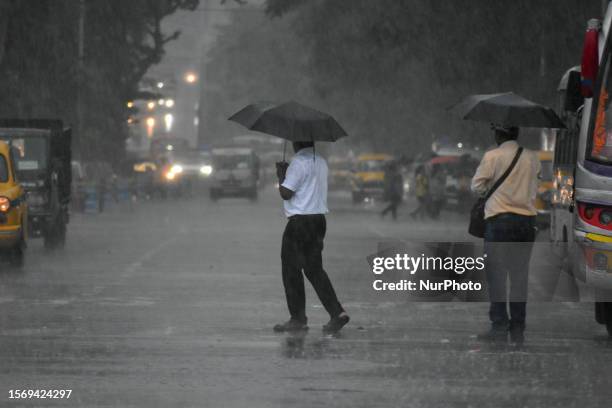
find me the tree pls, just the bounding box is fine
[0,0,200,163]
[201,0,601,155]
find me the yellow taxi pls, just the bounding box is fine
[536,150,554,226]
[351,153,393,203]
[0,141,27,266]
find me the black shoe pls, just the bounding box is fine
[323,312,350,334]
[509,323,525,346]
[476,325,508,342]
[273,319,308,333]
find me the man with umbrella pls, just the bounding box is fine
[452,92,564,344]
[275,141,350,333]
[229,101,350,333]
[471,126,540,344]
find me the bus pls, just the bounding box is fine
[552,5,612,336]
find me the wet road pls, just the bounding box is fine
[1,187,612,407]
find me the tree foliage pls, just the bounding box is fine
[202,0,601,154]
[0,0,198,162]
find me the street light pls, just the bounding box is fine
[185,72,197,84]
[126,101,134,108]
[145,117,155,138]
[164,113,174,132]
[157,81,164,89]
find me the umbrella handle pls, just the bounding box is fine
[283,140,287,162]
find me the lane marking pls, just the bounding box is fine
[89,236,179,297]
[122,236,178,277]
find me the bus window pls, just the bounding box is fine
[590,56,612,163]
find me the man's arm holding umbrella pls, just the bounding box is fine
[277,160,304,200]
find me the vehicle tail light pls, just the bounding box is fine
[581,19,601,98]
[577,201,612,230]
[0,196,9,212]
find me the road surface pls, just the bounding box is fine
[0,187,611,407]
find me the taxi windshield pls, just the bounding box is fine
[0,154,7,182]
[357,160,386,172]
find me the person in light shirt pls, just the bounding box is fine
[471,126,540,345]
[273,141,349,333]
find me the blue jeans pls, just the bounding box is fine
[484,213,536,329]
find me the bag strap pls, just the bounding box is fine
[485,147,523,200]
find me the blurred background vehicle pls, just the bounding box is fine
[351,153,393,204]
[0,120,71,250]
[0,140,27,267]
[328,155,354,191]
[164,149,213,196]
[209,147,259,201]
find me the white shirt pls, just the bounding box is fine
[471,140,541,219]
[281,147,329,217]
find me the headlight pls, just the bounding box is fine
[200,165,213,176]
[0,196,9,212]
[170,164,183,174]
[165,171,176,181]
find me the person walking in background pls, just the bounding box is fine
[274,141,350,334]
[381,161,404,220]
[471,126,540,345]
[427,164,446,219]
[410,165,428,220]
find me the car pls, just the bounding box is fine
[209,147,259,201]
[0,141,27,266]
[351,153,393,203]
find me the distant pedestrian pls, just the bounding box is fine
[274,141,350,334]
[427,165,446,219]
[380,161,404,220]
[97,177,107,213]
[410,165,428,220]
[471,126,540,345]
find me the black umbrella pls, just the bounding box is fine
[450,92,566,128]
[228,101,348,142]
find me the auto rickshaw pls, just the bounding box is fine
[0,141,27,266]
[351,153,393,203]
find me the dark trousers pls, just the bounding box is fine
[381,198,400,220]
[281,214,343,321]
[484,213,535,329]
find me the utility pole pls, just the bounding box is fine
[76,0,85,158]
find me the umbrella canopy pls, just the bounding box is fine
[228,101,348,142]
[451,92,566,129]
